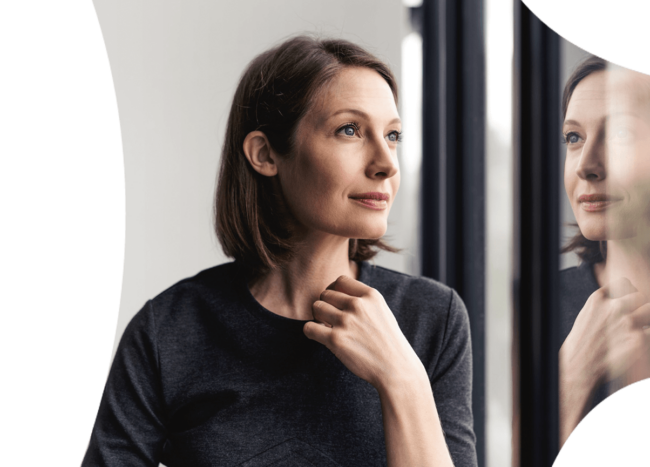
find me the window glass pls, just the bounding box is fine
[558,37,650,446]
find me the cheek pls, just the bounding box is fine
[625,178,650,217]
[283,148,320,182]
[279,152,350,224]
[291,153,348,196]
[607,133,650,175]
[608,151,650,187]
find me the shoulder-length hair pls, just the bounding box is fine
[561,55,608,264]
[214,35,398,274]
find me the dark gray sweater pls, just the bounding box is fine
[83,261,477,467]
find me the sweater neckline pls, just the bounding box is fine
[235,261,372,332]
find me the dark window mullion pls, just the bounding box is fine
[421,1,485,465]
[513,2,561,465]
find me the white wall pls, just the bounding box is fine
[92,0,412,352]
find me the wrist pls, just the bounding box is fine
[559,343,602,391]
[559,347,601,444]
[375,359,430,399]
[375,358,452,467]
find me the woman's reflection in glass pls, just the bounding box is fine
[560,56,650,444]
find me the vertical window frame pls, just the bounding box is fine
[512,1,561,465]
[420,0,486,465]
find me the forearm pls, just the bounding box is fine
[377,363,454,467]
[559,348,599,446]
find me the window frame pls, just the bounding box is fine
[420,1,487,465]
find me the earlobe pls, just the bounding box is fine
[242,131,278,177]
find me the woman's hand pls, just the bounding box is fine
[560,277,650,444]
[303,275,454,467]
[562,277,650,384]
[303,275,423,390]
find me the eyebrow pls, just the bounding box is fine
[562,119,580,128]
[329,108,401,125]
[563,111,645,130]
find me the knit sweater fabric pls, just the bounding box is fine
[83,261,477,467]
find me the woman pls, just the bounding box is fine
[83,36,476,466]
[560,56,650,444]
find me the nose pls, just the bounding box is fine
[366,139,399,180]
[575,136,606,181]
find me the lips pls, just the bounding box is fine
[349,192,390,210]
[578,194,621,202]
[578,193,624,212]
[349,192,389,201]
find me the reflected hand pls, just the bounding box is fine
[303,275,423,390]
[560,277,650,444]
[562,277,650,383]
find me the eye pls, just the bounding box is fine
[563,131,582,145]
[337,123,360,137]
[386,131,402,143]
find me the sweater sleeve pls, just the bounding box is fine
[82,301,167,467]
[432,290,477,467]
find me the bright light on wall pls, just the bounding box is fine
[401,31,423,177]
[485,0,514,466]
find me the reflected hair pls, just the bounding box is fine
[561,55,608,264]
[214,35,398,274]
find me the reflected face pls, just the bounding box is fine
[563,69,650,241]
[275,67,401,240]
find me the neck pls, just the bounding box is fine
[600,238,650,298]
[248,233,359,320]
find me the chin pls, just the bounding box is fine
[340,222,387,241]
[576,228,604,242]
[361,221,388,239]
[579,225,607,242]
[580,223,638,242]
[574,214,606,242]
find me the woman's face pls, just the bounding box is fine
[275,66,401,241]
[563,69,650,242]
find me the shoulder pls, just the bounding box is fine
[559,261,599,300]
[149,261,240,309]
[560,261,595,283]
[125,262,246,336]
[360,262,468,337]
[360,262,457,308]
[120,261,247,353]
[361,264,471,382]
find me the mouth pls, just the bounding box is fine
[349,192,390,211]
[578,193,624,212]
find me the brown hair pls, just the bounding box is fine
[214,35,398,274]
[561,55,608,264]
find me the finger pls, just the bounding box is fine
[326,275,371,297]
[312,300,343,326]
[630,303,650,328]
[303,321,332,345]
[603,277,638,299]
[319,289,357,310]
[611,291,648,316]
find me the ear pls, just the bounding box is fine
[242,131,278,177]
